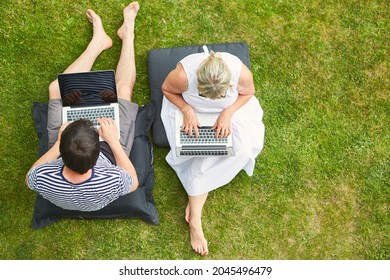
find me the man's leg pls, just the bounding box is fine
[47,9,112,147]
[49,9,112,100]
[186,193,209,256]
[115,2,140,156]
[116,2,139,100]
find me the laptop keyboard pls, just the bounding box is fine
[66,107,115,126]
[180,126,228,144]
[180,150,228,156]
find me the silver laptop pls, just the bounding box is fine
[58,70,120,140]
[175,110,235,157]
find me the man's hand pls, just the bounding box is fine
[55,122,70,144]
[97,118,119,145]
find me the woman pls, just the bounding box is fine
[161,46,265,256]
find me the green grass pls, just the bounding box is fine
[0,0,388,260]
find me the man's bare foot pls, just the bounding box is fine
[86,9,112,51]
[189,218,209,256]
[117,2,140,40]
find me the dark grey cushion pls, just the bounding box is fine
[148,42,251,147]
[30,102,159,228]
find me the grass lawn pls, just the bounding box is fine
[0,0,388,260]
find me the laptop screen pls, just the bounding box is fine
[58,70,117,107]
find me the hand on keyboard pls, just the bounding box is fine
[181,106,201,137]
[212,109,233,138]
[97,118,119,145]
[180,126,228,144]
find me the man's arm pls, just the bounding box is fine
[25,122,69,186]
[98,118,139,192]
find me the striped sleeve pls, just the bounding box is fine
[27,166,38,190]
[117,167,133,194]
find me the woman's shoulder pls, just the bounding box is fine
[219,52,242,65]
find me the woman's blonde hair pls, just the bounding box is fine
[196,51,231,99]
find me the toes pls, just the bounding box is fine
[86,9,100,24]
[192,241,208,256]
[130,2,140,12]
[86,10,93,22]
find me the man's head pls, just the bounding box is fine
[196,51,232,100]
[60,119,100,174]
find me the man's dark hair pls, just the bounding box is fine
[60,119,100,174]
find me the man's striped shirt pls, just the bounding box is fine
[27,153,133,211]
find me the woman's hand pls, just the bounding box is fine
[213,108,233,138]
[181,105,201,137]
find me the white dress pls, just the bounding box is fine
[161,49,265,196]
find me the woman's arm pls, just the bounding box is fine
[213,64,255,138]
[162,64,201,137]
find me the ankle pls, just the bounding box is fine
[189,217,202,229]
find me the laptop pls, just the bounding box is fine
[175,110,235,157]
[58,70,120,140]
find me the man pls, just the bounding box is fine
[26,2,141,212]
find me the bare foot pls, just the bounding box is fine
[189,218,209,256]
[117,2,140,40]
[186,204,208,256]
[86,9,112,51]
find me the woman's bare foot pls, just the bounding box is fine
[186,203,208,255]
[117,2,140,40]
[189,218,209,256]
[86,9,112,51]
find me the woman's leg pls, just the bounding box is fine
[186,193,209,256]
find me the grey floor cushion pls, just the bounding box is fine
[148,42,251,147]
[30,102,159,228]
